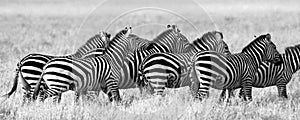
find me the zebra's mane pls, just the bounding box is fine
[83,48,106,59]
[152,29,176,43]
[128,34,149,41]
[127,34,150,51]
[76,33,104,50]
[106,29,128,48]
[241,33,271,53]
[294,44,300,49]
[285,45,300,55]
[187,31,218,51]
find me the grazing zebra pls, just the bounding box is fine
[32,27,132,103]
[116,24,191,90]
[191,33,283,101]
[220,44,300,100]
[1,32,111,103]
[138,31,230,95]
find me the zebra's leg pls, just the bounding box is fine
[105,78,121,102]
[22,90,32,105]
[38,90,45,102]
[189,79,200,98]
[219,89,235,103]
[277,84,288,98]
[94,91,100,97]
[238,88,245,99]
[219,89,227,102]
[228,89,235,98]
[225,89,236,103]
[53,93,62,103]
[102,86,112,100]
[74,92,81,104]
[241,79,253,101]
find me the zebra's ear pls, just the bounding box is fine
[107,33,111,39]
[215,31,223,42]
[266,33,271,41]
[167,24,171,28]
[124,26,132,37]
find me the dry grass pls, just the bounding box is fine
[0,0,300,119]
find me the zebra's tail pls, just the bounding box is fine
[32,75,44,101]
[0,62,22,104]
[189,59,201,98]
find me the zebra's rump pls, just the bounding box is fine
[141,53,183,89]
[193,51,248,89]
[42,58,93,91]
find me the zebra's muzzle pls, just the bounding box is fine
[273,55,283,66]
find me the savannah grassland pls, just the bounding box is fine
[0,0,300,119]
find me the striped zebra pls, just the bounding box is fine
[32,27,132,102]
[74,24,189,98]
[1,32,111,103]
[220,44,300,100]
[138,31,230,95]
[117,24,191,91]
[191,33,283,101]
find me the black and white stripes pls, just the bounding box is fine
[191,33,283,101]
[32,27,132,102]
[2,32,110,103]
[220,44,300,100]
[138,31,230,95]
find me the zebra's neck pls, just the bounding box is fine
[285,52,300,73]
[185,37,217,55]
[65,52,84,58]
[242,46,265,68]
[69,35,106,58]
[105,33,129,68]
[152,29,178,52]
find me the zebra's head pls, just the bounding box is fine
[263,34,283,65]
[210,31,231,55]
[110,26,132,43]
[167,24,191,53]
[243,33,283,65]
[191,31,228,54]
[221,41,232,55]
[99,31,111,49]
[167,24,180,33]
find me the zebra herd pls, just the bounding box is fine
[1,24,299,105]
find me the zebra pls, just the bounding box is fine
[138,31,230,95]
[32,27,133,103]
[116,24,191,92]
[190,33,283,101]
[220,44,300,100]
[1,31,111,103]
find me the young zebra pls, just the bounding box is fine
[32,27,132,102]
[138,31,230,95]
[117,24,190,90]
[1,32,110,103]
[191,33,283,101]
[220,44,300,100]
